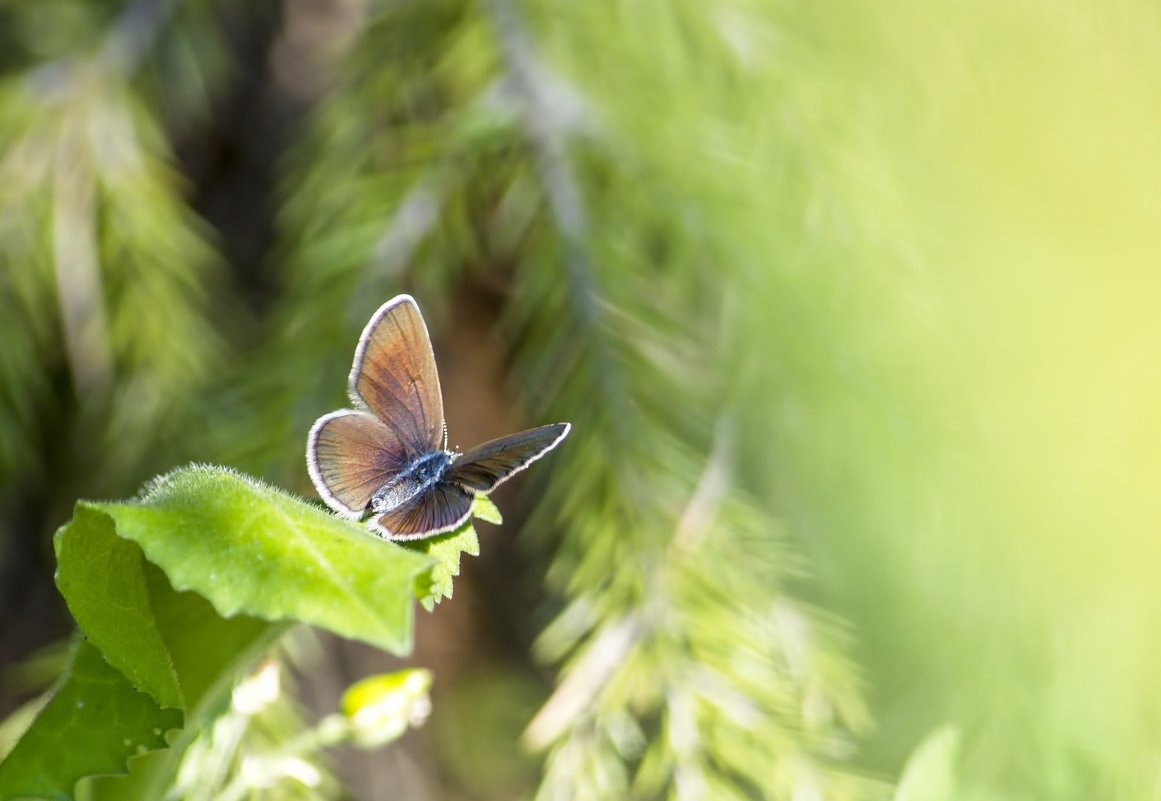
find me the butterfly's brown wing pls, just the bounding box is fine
[349,295,445,459]
[447,423,571,493]
[370,481,475,540]
[307,410,408,517]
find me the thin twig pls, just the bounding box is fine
[523,614,644,748]
[100,0,186,76]
[52,126,115,399]
[485,0,634,436]
[672,416,734,552]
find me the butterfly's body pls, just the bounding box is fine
[307,295,570,540]
[368,450,454,515]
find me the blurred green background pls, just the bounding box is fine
[2,0,1160,799]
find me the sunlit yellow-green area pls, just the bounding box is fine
[723,0,1161,794]
[1,0,1160,799]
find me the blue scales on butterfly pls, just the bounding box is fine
[369,450,454,515]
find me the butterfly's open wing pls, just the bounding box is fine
[447,423,571,493]
[349,295,445,458]
[307,410,408,517]
[370,481,475,540]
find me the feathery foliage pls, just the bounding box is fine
[0,0,227,530]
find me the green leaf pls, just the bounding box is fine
[142,565,274,714]
[472,495,503,525]
[0,638,182,801]
[75,465,435,658]
[1,464,441,801]
[409,525,480,612]
[54,507,183,709]
[57,502,283,718]
[407,495,500,611]
[80,748,175,801]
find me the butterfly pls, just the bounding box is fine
[307,295,570,540]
